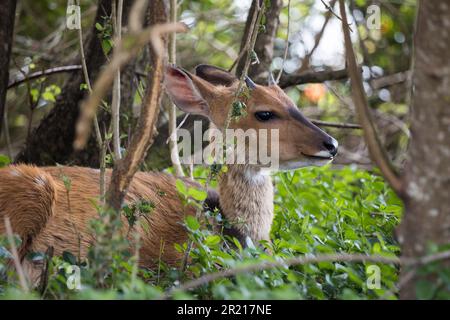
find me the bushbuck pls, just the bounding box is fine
[0,65,338,281]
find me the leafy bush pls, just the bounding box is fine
[0,165,402,300]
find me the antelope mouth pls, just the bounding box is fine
[301,153,334,161]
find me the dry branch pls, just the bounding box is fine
[7,65,82,89]
[166,0,184,177]
[105,23,188,211]
[3,217,29,293]
[278,68,349,88]
[111,0,124,160]
[312,119,361,129]
[338,0,403,195]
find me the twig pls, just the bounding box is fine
[299,0,336,72]
[370,70,411,90]
[76,0,103,149]
[338,0,403,195]
[167,0,184,177]
[227,0,262,74]
[224,1,266,130]
[321,0,352,32]
[76,0,107,201]
[111,0,124,160]
[276,0,291,83]
[3,217,29,293]
[311,119,361,129]
[38,246,54,296]
[7,65,82,89]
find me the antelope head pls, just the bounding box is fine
[164,64,338,170]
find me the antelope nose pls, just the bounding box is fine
[323,138,338,157]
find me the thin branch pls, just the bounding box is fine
[370,70,411,90]
[224,1,266,130]
[111,0,124,160]
[338,0,403,195]
[311,119,361,129]
[276,0,291,83]
[228,0,262,75]
[3,217,29,293]
[278,68,350,88]
[7,65,82,89]
[167,0,184,177]
[321,0,352,32]
[76,0,103,149]
[299,0,336,72]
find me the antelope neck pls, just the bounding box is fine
[217,165,274,244]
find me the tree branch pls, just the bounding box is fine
[166,0,184,177]
[4,216,29,293]
[234,0,283,83]
[338,0,403,195]
[7,65,82,89]
[278,68,349,88]
[102,2,187,210]
[312,119,361,129]
[111,0,124,160]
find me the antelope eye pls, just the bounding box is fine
[254,111,275,122]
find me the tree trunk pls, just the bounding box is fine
[398,0,450,299]
[0,0,17,136]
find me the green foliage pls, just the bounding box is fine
[0,165,410,300]
[95,17,114,56]
[0,155,11,167]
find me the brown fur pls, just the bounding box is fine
[0,165,198,268]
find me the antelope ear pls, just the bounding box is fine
[164,65,210,117]
[195,64,237,87]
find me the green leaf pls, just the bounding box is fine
[175,179,188,197]
[185,216,200,231]
[95,22,104,31]
[188,187,207,201]
[0,154,11,167]
[205,235,221,246]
